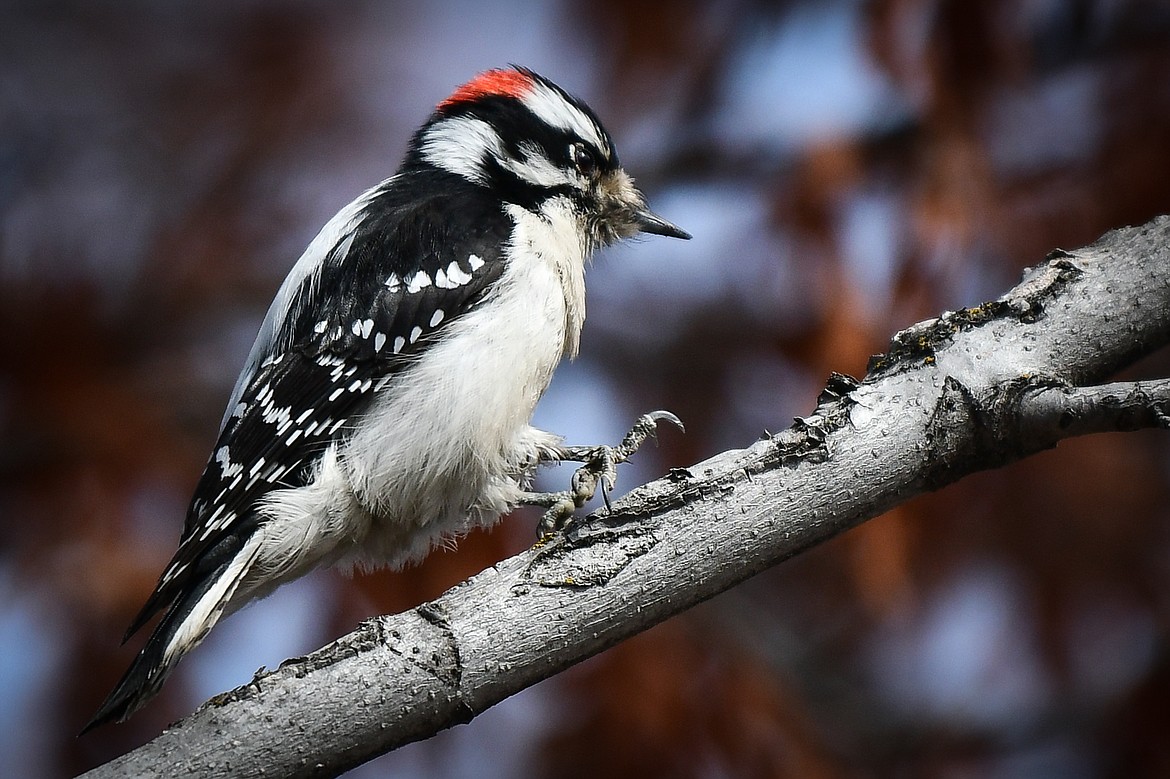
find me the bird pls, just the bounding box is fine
[84,66,689,732]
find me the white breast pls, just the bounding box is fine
[252,197,588,579]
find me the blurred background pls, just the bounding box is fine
[4,0,1170,776]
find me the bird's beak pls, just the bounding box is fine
[602,169,691,242]
[632,207,691,240]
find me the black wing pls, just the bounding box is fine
[126,175,511,637]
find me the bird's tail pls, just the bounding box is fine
[81,539,261,734]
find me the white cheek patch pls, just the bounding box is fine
[420,116,504,184]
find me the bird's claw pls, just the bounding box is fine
[530,491,579,538]
[522,410,683,537]
[619,410,684,452]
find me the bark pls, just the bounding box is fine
[80,216,1170,778]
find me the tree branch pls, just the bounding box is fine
[1014,378,1170,440]
[80,216,1170,778]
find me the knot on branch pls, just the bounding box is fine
[924,373,1170,491]
[922,375,1060,488]
[923,376,985,487]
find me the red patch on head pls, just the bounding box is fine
[438,68,535,111]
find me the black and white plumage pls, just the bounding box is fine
[85,67,688,731]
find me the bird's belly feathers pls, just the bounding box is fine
[251,204,586,579]
[344,257,586,571]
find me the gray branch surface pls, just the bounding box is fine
[82,216,1170,778]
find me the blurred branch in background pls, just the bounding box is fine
[81,218,1170,778]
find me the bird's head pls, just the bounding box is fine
[405,66,689,251]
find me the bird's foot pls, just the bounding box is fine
[520,410,684,537]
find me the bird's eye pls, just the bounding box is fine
[570,143,597,176]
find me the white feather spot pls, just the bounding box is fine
[406,270,432,294]
[206,504,226,527]
[445,261,472,287]
[198,512,217,538]
[468,254,485,270]
[249,457,266,477]
[385,275,401,292]
[163,561,187,583]
[393,336,406,353]
[314,320,329,334]
[351,320,363,336]
[374,332,386,352]
[328,386,344,402]
[215,446,243,478]
[433,266,451,289]
[430,309,445,327]
[360,319,374,339]
[410,326,422,343]
[261,403,292,429]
